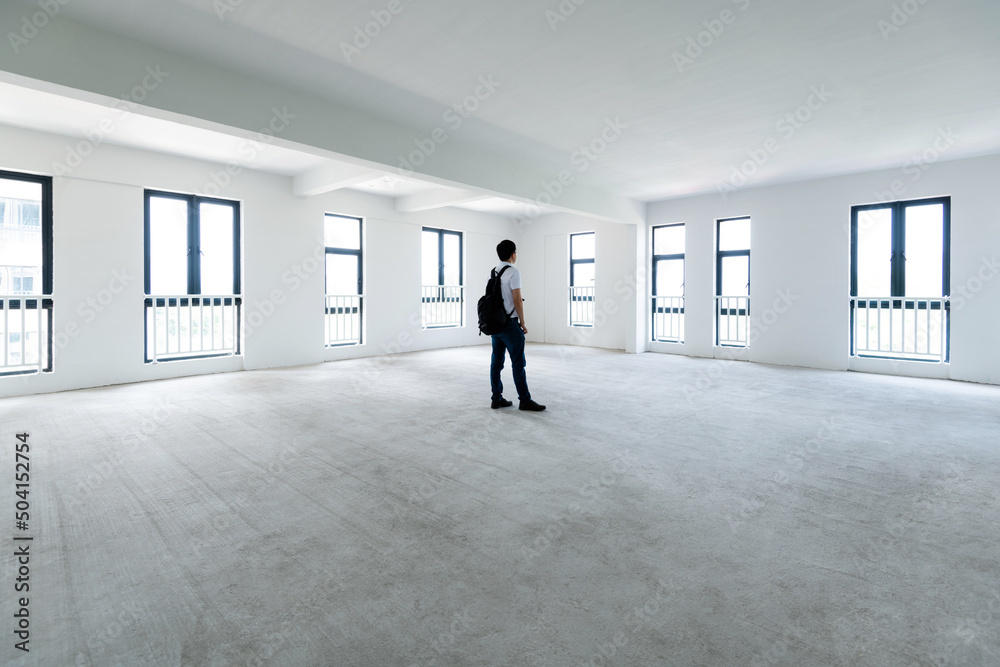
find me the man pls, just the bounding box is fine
[490,240,546,411]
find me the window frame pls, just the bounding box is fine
[324,213,364,347]
[0,169,53,295]
[422,226,463,288]
[421,226,464,329]
[850,196,951,299]
[715,216,750,298]
[143,190,242,363]
[651,223,685,343]
[569,231,595,288]
[143,190,242,297]
[715,216,751,348]
[0,170,54,376]
[850,196,951,363]
[569,231,596,328]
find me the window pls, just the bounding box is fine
[651,224,685,343]
[0,170,53,376]
[421,227,464,328]
[570,232,595,326]
[851,197,950,362]
[144,190,241,362]
[325,214,363,346]
[716,216,750,347]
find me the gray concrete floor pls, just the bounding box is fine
[2,344,999,666]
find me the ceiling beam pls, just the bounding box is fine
[395,188,491,213]
[293,161,381,197]
[0,7,644,224]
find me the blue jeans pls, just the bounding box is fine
[491,319,530,402]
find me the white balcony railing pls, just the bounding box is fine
[326,295,362,346]
[852,297,949,362]
[570,286,595,327]
[716,296,749,347]
[0,296,52,375]
[145,295,240,362]
[652,296,684,343]
[422,285,464,328]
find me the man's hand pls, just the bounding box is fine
[520,323,528,334]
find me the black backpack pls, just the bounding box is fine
[477,265,513,335]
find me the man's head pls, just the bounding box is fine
[497,239,517,263]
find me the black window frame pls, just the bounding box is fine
[422,226,463,288]
[850,196,951,299]
[143,190,242,363]
[716,216,750,347]
[0,170,54,375]
[716,216,750,298]
[569,231,595,287]
[143,190,242,297]
[0,170,53,295]
[651,223,685,342]
[324,213,363,295]
[324,213,364,347]
[850,196,951,362]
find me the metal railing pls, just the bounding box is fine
[652,296,684,343]
[0,296,52,375]
[716,296,749,347]
[145,295,241,362]
[422,285,464,328]
[570,286,595,327]
[326,295,363,346]
[852,297,949,362]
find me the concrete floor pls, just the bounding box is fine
[2,344,999,666]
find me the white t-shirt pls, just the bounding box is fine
[494,261,521,320]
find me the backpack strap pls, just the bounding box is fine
[494,264,514,316]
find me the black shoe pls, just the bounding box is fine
[519,399,546,411]
[491,398,513,409]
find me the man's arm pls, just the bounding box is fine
[511,288,527,334]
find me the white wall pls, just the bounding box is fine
[646,153,1000,385]
[518,213,642,352]
[0,124,515,398]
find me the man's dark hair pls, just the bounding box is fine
[497,240,516,261]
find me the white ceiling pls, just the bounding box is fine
[5,0,1000,208]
